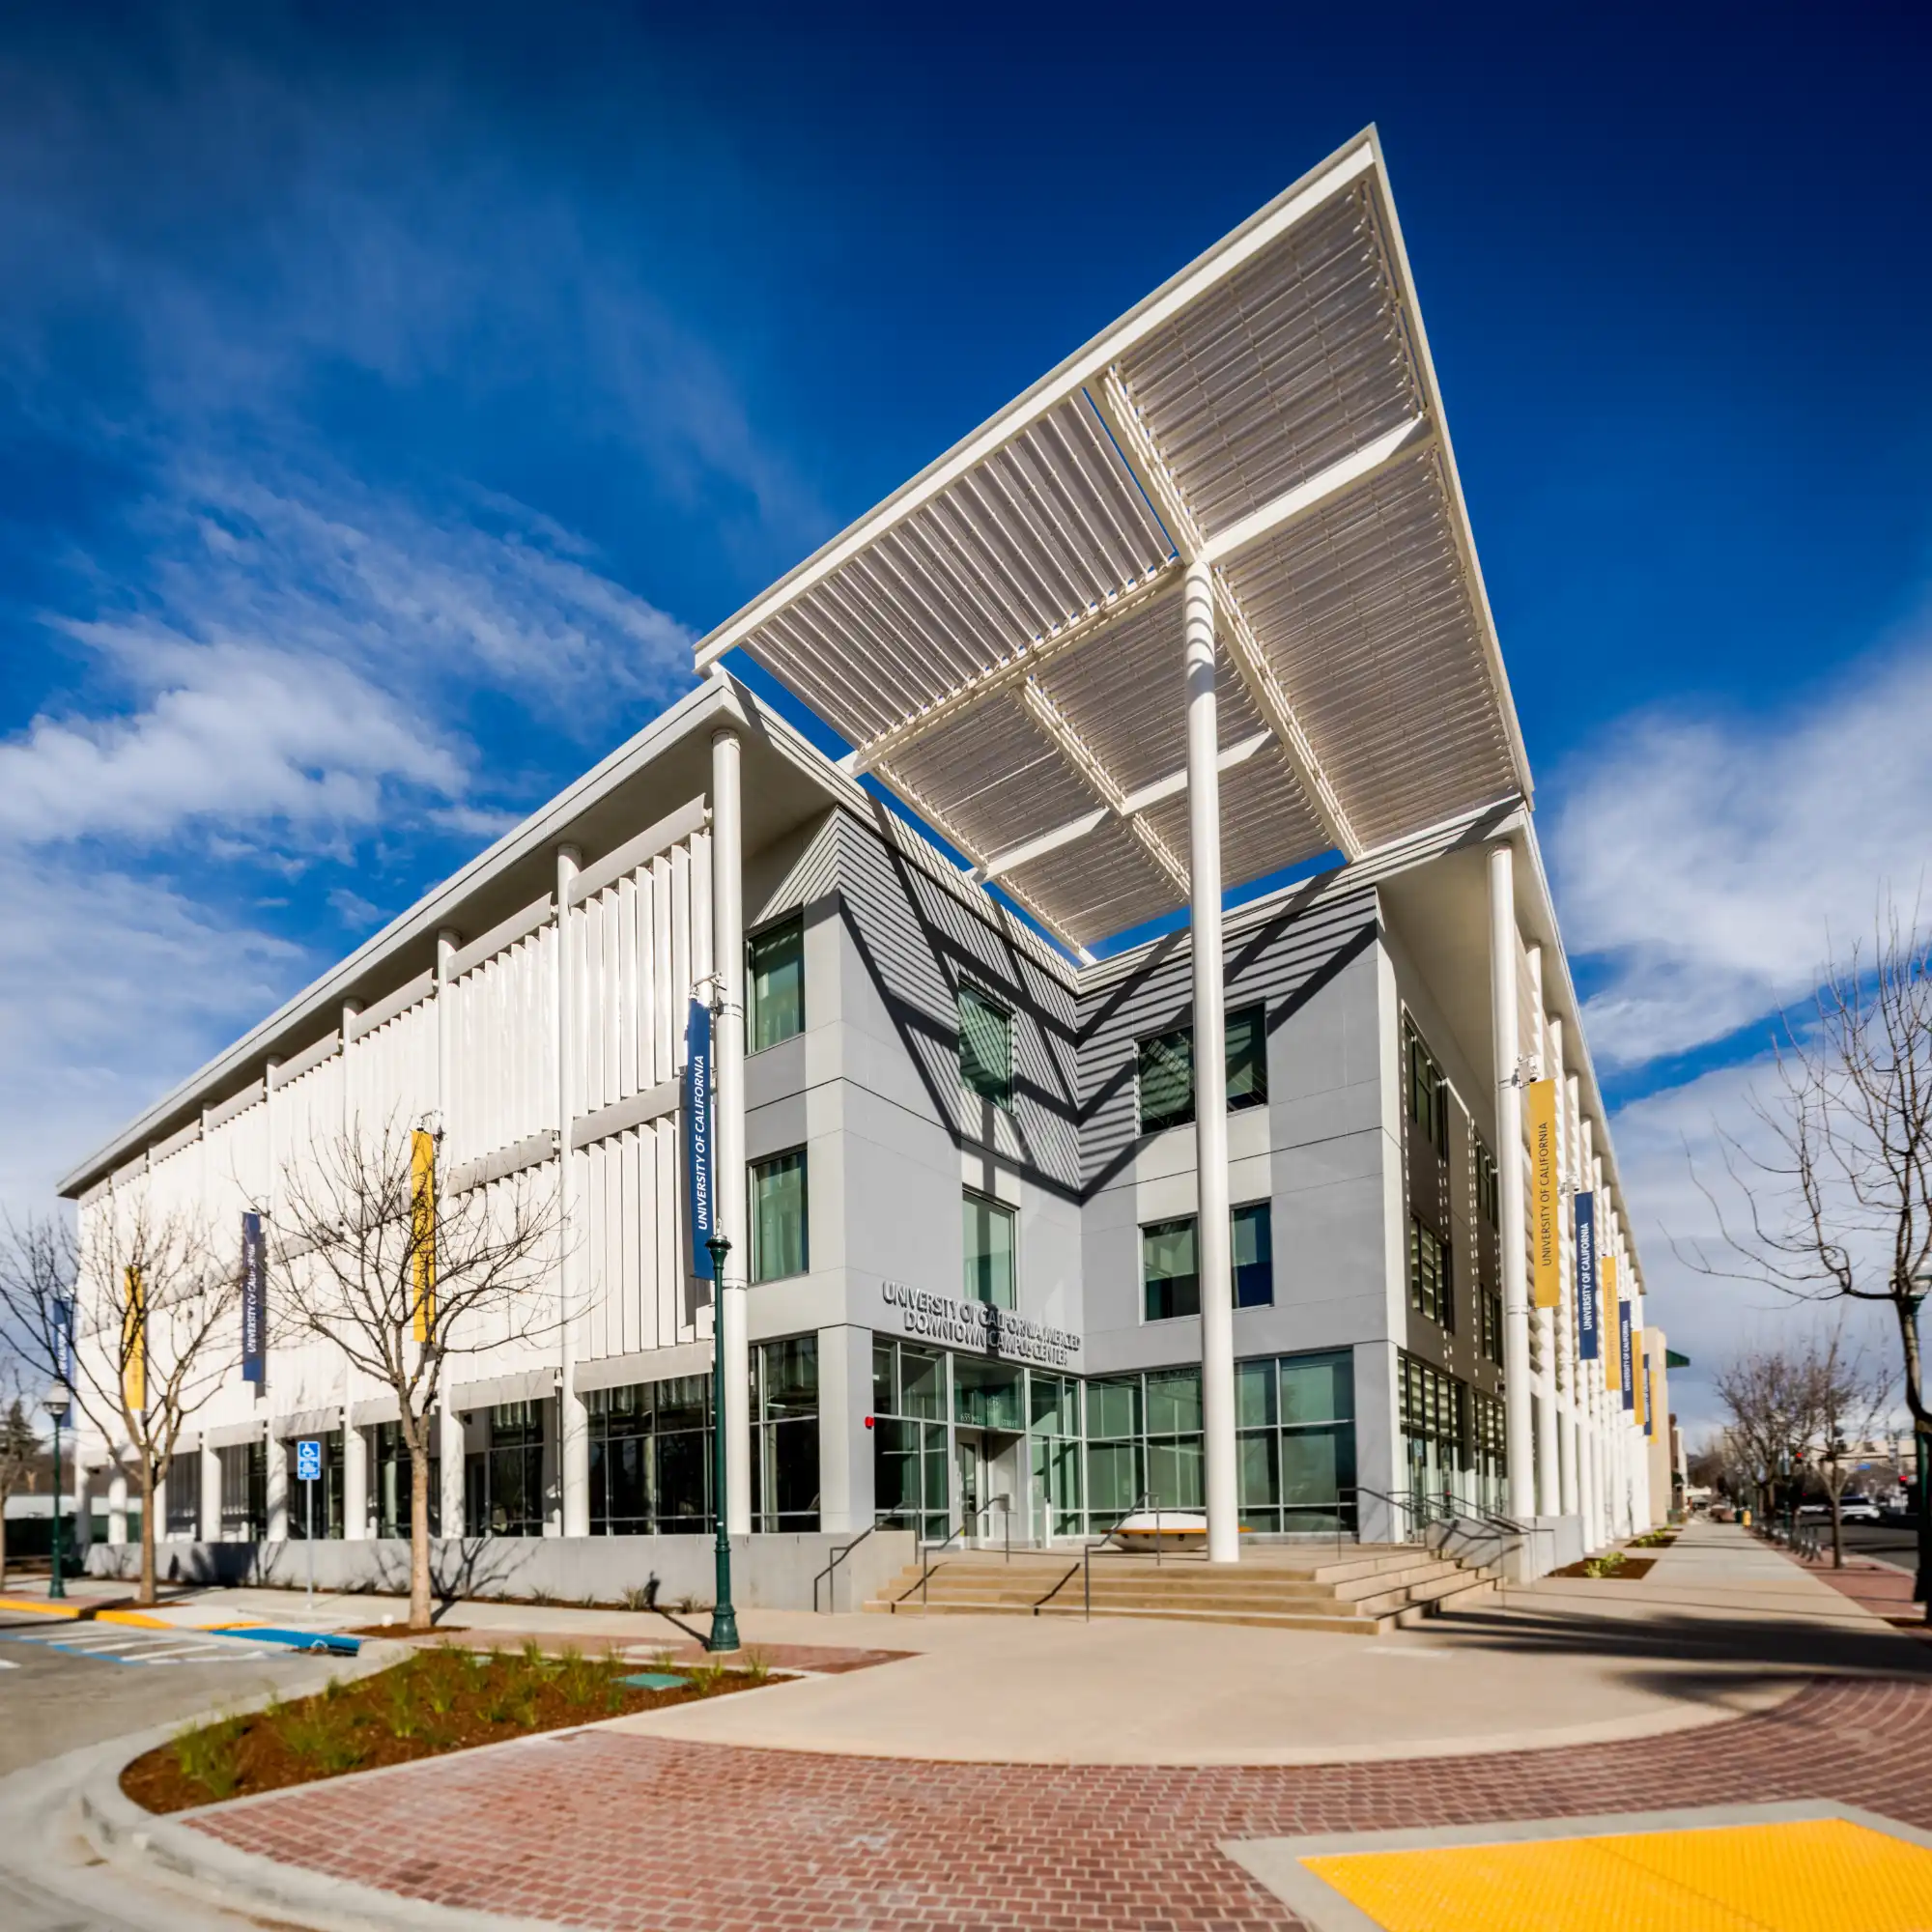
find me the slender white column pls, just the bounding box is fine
[712,728,753,1538]
[551,864,589,1538]
[1550,1020,1579,1520]
[339,996,367,1537]
[1488,841,1536,1523]
[107,1466,128,1547]
[266,1428,288,1541]
[1525,949,1559,1520]
[1180,561,1238,1565]
[200,1439,221,1543]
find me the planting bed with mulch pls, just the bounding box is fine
[1550,1554,1658,1580]
[122,1641,773,1814]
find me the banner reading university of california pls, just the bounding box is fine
[685,998,714,1278]
[1618,1296,1635,1411]
[410,1128,437,1344]
[242,1210,267,1384]
[1528,1079,1561,1310]
[1574,1191,1599,1359]
[1633,1324,1648,1430]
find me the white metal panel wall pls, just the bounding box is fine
[574,828,709,1361]
[352,996,436,1142]
[446,923,555,1168]
[571,831,711,1115]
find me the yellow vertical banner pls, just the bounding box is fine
[1633,1325,1647,1429]
[1528,1078,1561,1310]
[411,1128,437,1344]
[122,1264,147,1413]
[1602,1255,1620,1391]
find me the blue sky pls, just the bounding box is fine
[4,4,1929,1423]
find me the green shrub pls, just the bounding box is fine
[173,1715,245,1802]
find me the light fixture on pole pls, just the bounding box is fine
[43,1384,70,1602]
[705,1232,740,1654]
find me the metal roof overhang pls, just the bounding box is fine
[693,126,1532,957]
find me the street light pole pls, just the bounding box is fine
[1908,1274,1930,1621]
[705,1233,740,1654]
[44,1385,69,1601]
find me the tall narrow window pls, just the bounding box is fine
[752,1337,819,1532]
[747,916,805,1051]
[1474,1139,1499,1227]
[1404,1018,1447,1155]
[961,1191,1016,1309]
[1137,1026,1194,1132]
[1142,1216,1201,1321]
[958,985,1012,1108]
[1233,1201,1274,1308]
[750,1150,809,1281]
[1409,1216,1452,1328]
[1226,1006,1268,1111]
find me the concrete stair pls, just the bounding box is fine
[862,1542,1498,1635]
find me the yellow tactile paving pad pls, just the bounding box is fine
[1303,1819,1932,1931]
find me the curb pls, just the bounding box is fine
[0,1592,178,1629]
[73,1653,583,1932]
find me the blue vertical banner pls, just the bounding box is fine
[50,1294,74,1383]
[685,999,715,1278]
[1574,1192,1599,1360]
[241,1210,267,1385]
[1618,1296,1635,1410]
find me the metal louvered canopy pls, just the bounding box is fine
[694,127,1531,956]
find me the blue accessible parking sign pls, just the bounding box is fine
[296,1437,321,1482]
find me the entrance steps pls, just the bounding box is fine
[863,1542,1499,1635]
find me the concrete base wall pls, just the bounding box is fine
[86,1529,916,1615]
[1428,1511,1584,1581]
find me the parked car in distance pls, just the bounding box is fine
[1837,1497,1882,1523]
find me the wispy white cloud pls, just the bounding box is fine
[1548,624,1932,1070]
[1609,1055,1906,1441]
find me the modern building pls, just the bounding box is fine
[59,128,1663,1592]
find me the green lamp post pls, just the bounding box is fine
[1908,1272,1930,1621]
[705,1233,740,1654]
[44,1383,69,1601]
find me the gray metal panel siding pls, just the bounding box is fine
[1075,884,1381,1195]
[827,810,1081,1195]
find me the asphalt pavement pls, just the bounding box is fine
[0,1606,351,1929]
[1839,1520,1922,1577]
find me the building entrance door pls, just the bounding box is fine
[955,1430,984,1538]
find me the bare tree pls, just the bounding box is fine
[1712,1344,1827,1522]
[1808,1326,1893,1569]
[1686,898,1932,1619]
[268,1117,560,1633]
[0,1208,238,1606]
[0,1354,43,1588]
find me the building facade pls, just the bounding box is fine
[60,681,1662,1577]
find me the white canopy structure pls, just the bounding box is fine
[695,126,1531,960]
[696,125,1543,1563]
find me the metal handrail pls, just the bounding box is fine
[812,1523,877,1614]
[1081,1490,1154,1620]
[917,1500,1010,1607]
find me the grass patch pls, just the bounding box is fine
[122,1645,776,1815]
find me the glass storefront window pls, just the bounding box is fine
[750,1150,809,1281]
[953,1355,1021,1431]
[163,1456,199,1538]
[962,1191,1016,1309]
[467,1401,547,1538]
[285,1429,345,1540]
[872,1338,949,1541]
[748,916,805,1051]
[218,1441,266,1541]
[1239,1350,1357,1534]
[752,1337,819,1532]
[373,1421,439,1540]
[586,1378,712,1535]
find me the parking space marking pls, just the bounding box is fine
[0,1627,270,1666]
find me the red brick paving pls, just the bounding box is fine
[193,1676,1932,1931]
